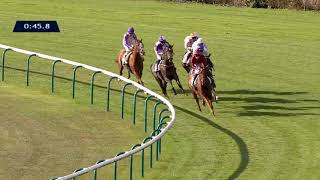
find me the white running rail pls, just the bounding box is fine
[0,43,176,180]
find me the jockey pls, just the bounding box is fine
[122,27,138,65]
[192,38,209,57]
[190,48,208,87]
[182,32,199,68]
[193,43,216,89]
[192,38,214,73]
[154,35,170,72]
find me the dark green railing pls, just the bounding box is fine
[0,44,176,180]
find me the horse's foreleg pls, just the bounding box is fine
[193,92,202,112]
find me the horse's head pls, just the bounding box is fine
[136,39,145,57]
[162,44,174,62]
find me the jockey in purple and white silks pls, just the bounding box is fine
[153,35,170,72]
[182,32,199,66]
[122,27,138,65]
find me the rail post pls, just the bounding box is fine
[144,95,153,132]
[158,110,170,153]
[159,108,169,124]
[142,136,153,177]
[152,129,162,161]
[114,152,126,180]
[72,168,84,180]
[121,83,132,119]
[93,160,105,180]
[72,65,82,98]
[1,48,11,81]
[90,71,101,104]
[152,101,162,131]
[51,60,61,93]
[106,76,118,111]
[132,89,144,125]
[157,120,169,154]
[26,54,36,86]
[130,144,141,180]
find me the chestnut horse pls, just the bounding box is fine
[150,44,185,97]
[188,66,217,115]
[116,39,145,85]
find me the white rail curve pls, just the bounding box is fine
[0,43,176,180]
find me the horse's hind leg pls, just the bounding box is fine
[117,60,124,76]
[204,97,215,116]
[193,92,202,112]
[168,80,177,95]
[162,81,168,98]
[173,71,186,95]
[126,65,131,79]
[175,78,186,95]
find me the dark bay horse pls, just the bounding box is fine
[188,66,216,115]
[116,39,145,85]
[151,44,185,97]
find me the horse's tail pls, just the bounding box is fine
[116,51,121,63]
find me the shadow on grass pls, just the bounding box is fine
[219,90,307,96]
[241,105,317,111]
[238,111,320,117]
[2,65,249,179]
[218,89,319,117]
[219,96,299,104]
[174,106,249,180]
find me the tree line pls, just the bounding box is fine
[161,0,320,10]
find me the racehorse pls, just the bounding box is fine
[188,65,217,115]
[116,39,145,85]
[151,44,185,97]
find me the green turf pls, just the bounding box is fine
[0,0,320,179]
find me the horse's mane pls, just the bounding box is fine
[130,41,143,63]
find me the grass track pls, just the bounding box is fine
[0,0,320,179]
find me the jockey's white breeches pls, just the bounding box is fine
[182,50,192,64]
